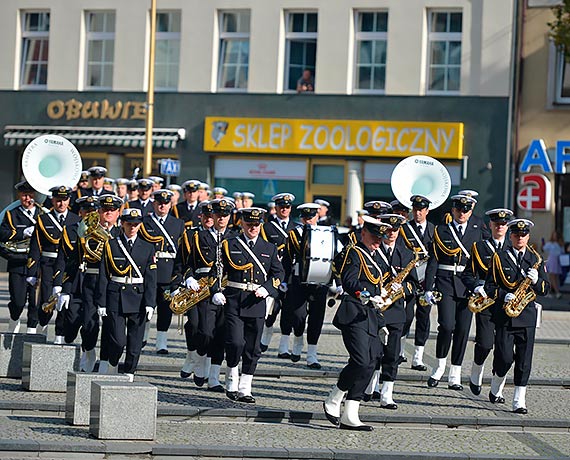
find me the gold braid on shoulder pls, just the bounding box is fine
[492,252,518,290]
[433,227,462,257]
[193,231,213,267]
[472,242,488,274]
[105,241,131,276]
[38,216,60,245]
[222,239,253,271]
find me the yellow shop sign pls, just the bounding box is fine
[204,117,463,159]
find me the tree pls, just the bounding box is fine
[549,0,570,61]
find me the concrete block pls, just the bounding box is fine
[90,381,157,440]
[22,343,80,392]
[65,372,131,425]
[0,333,46,378]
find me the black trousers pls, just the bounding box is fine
[63,296,86,345]
[414,300,432,346]
[8,272,38,327]
[184,305,199,351]
[401,298,415,337]
[435,294,472,366]
[474,309,495,365]
[224,310,263,375]
[337,325,379,401]
[107,309,146,374]
[493,325,535,386]
[37,260,57,328]
[280,282,327,345]
[156,284,173,332]
[380,322,405,382]
[196,299,225,365]
[264,293,283,328]
[80,273,99,351]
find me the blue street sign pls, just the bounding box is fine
[160,158,180,176]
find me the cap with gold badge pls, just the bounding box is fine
[121,208,143,223]
[49,185,72,199]
[485,208,513,224]
[211,198,235,216]
[508,218,534,235]
[99,194,123,210]
[152,189,174,204]
[240,207,266,223]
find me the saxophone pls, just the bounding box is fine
[468,289,497,314]
[378,250,420,312]
[503,246,542,318]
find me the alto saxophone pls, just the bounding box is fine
[378,250,420,312]
[42,294,58,313]
[467,289,497,314]
[418,290,442,307]
[503,246,542,318]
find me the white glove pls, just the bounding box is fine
[279,282,288,293]
[145,306,154,321]
[23,226,34,238]
[504,293,516,302]
[52,286,62,296]
[526,268,539,285]
[184,276,200,292]
[369,295,385,309]
[25,276,37,286]
[212,292,226,306]
[424,291,436,306]
[379,326,389,346]
[390,282,402,293]
[97,306,107,317]
[358,290,371,304]
[335,285,344,296]
[255,286,269,298]
[474,285,487,298]
[380,287,389,298]
[56,294,70,312]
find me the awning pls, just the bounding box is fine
[3,125,186,149]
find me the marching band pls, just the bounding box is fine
[0,149,550,428]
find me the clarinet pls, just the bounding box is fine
[215,230,223,291]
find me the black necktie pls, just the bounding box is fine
[248,240,255,250]
[456,225,463,239]
[59,214,65,225]
[27,209,33,218]
[517,251,523,267]
[127,239,133,252]
[159,217,165,225]
[418,225,424,240]
[386,247,392,263]
[496,242,502,250]
[189,205,194,213]
[281,221,287,230]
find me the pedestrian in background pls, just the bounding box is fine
[542,231,564,299]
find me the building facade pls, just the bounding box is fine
[0,0,516,224]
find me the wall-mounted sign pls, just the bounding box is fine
[520,138,570,174]
[517,173,551,211]
[47,99,146,121]
[204,117,463,159]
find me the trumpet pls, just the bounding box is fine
[418,290,442,307]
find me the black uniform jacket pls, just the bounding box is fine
[125,199,154,216]
[399,220,435,255]
[425,220,482,298]
[485,247,549,328]
[213,235,284,318]
[332,241,388,334]
[462,238,511,293]
[140,213,184,285]
[95,235,157,314]
[172,201,201,228]
[0,205,41,273]
[27,211,81,278]
[260,218,296,257]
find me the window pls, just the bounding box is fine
[355,11,388,92]
[155,11,181,91]
[85,11,115,90]
[217,11,250,91]
[555,47,570,103]
[285,12,318,92]
[427,11,462,93]
[20,12,50,89]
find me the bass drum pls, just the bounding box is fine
[299,225,337,285]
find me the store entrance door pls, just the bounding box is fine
[307,159,346,226]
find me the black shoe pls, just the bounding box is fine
[194,375,206,387]
[290,354,300,363]
[307,362,322,370]
[180,370,192,379]
[469,381,482,396]
[277,352,291,359]
[372,391,381,400]
[157,349,168,355]
[237,394,256,404]
[411,364,427,371]
[448,384,463,391]
[489,391,505,404]
[513,407,528,415]
[225,390,239,401]
[207,385,225,393]
[323,402,339,426]
[339,423,374,431]
[362,394,372,402]
[381,403,398,410]
[427,377,439,387]
[142,340,147,349]
[397,356,407,365]
[260,343,268,352]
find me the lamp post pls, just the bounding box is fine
[144,0,157,177]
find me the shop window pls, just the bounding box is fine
[426,10,462,94]
[124,153,174,180]
[20,12,50,89]
[354,11,388,93]
[285,12,318,92]
[155,11,181,91]
[85,11,115,90]
[312,164,344,185]
[218,10,250,92]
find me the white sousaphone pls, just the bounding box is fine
[0,134,82,222]
[390,155,451,210]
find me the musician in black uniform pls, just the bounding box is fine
[71,166,108,213]
[69,171,90,210]
[54,194,122,372]
[259,192,296,352]
[398,194,435,371]
[140,189,185,354]
[211,207,283,403]
[462,208,513,395]
[95,208,157,380]
[173,200,215,379]
[315,198,333,226]
[115,178,130,203]
[172,180,201,227]
[126,178,154,216]
[485,219,549,414]
[424,194,483,390]
[443,189,490,240]
[0,181,41,333]
[323,216,391,431]
[27,186,80,342]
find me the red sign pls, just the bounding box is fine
[517,173,551,211]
